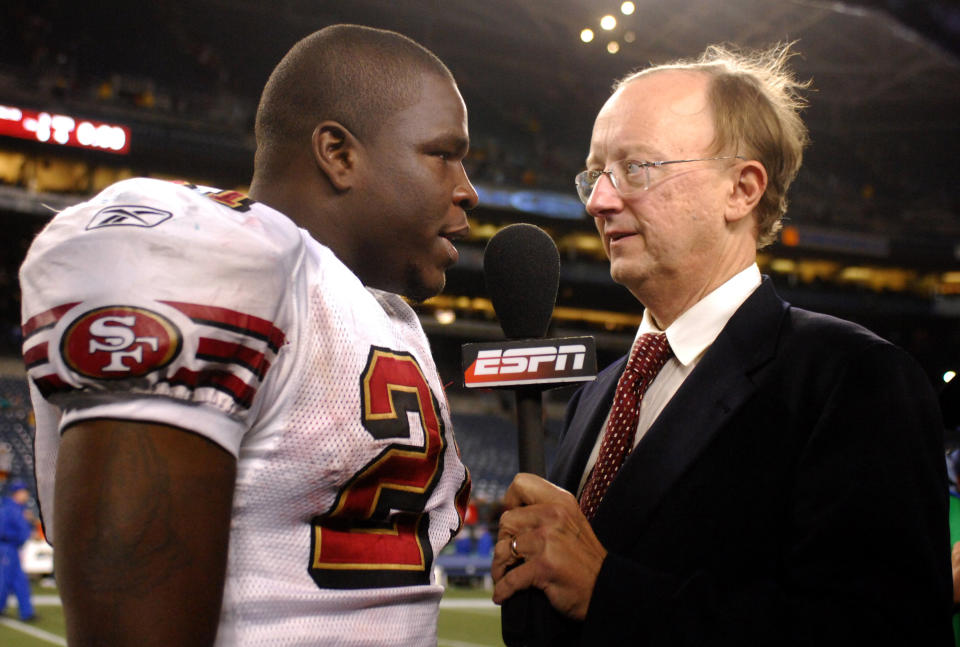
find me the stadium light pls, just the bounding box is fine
[600,15,617,30]
[435,309,456,325]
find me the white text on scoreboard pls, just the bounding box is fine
[0,104,130,154]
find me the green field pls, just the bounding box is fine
[437,587,506,647]
[0,582,506,647]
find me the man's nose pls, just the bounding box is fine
[454,163,479,211]
[586,171,622,218]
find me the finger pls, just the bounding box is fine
[504,473,577,510]
[491,536,521,581]
[492,559,536,605]
[497,505,546,542]
[503,473,552,509]
[497,509,518,542]
[500,502,590,553]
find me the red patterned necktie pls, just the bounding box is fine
[579,332,673,520]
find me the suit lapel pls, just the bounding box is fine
[589,280,789,545]
[549,356,626,493]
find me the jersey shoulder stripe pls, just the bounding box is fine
[22,302,82,340]
[196,338,272,380]
[163,301,286,353]
[21,299,286,412]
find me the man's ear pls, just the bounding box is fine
[311,121,361,192]
[726,160,767,223]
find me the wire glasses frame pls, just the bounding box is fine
[574,155,746,205]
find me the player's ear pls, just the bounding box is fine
[311,121,361,191]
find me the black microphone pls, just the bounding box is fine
[485,222,556,478]
[484,222,560,340]
[462,223,597,476]
[463,223,594,646]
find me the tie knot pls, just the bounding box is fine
[626,332,672,378]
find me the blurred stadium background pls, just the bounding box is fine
[0,1,958,642]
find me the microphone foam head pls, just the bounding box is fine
[483,223,560,339]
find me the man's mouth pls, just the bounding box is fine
[439,234,460,265]
[607,231,635,244]
[439,224,470,265]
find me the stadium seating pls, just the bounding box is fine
[0,376,35,496]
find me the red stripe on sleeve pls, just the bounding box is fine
[22,343,49,368]
[162,301,285,351]
[196,338,271,379]
[22,302,81,338]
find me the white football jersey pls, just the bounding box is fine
[20,178,471,646]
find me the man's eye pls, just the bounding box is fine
[624,161,646,175]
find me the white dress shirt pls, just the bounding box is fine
[577,264,762,495]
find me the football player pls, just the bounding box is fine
[20,24,476,646]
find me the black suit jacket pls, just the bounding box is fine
[507,279,953,646]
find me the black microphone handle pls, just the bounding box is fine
[502,385,563,647]
[514,385,546,477]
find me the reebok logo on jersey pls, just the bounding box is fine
[61,306,182,379]
[86,205,172,230]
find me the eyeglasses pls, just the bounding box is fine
[574,155,745,205]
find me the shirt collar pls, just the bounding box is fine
[637,264,762,366]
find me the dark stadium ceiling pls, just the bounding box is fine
[6,0,960,193]
[151,0,960,192]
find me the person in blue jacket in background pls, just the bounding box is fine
[0,480,35,621]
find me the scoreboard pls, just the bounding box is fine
[0,104,130,154]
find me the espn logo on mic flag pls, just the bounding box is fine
[462,336,597,388]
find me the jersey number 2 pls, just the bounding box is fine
[309,347,447,589]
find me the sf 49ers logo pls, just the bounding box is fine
[61,306,181,379]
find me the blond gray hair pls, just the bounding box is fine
[618,43,810,248]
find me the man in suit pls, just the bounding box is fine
[491,43,953,646]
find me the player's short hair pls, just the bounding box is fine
[617,43,810,249]
[254,24,454,171]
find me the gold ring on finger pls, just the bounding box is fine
[510,535,522,559]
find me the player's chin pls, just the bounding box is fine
[402,266,447,303]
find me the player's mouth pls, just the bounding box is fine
[440,234,460,265]
[439,223,470,266]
